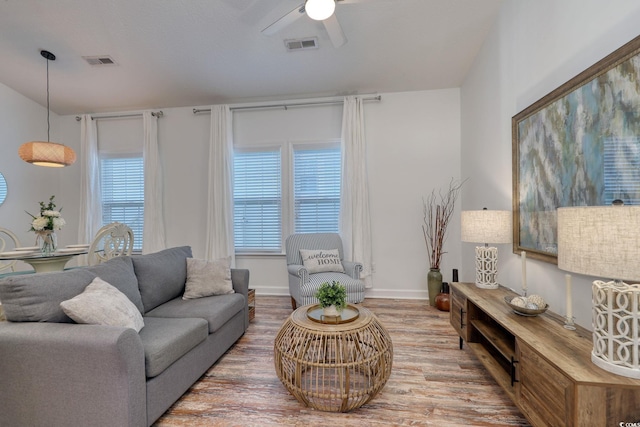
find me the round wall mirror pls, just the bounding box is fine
[0,172,7,206]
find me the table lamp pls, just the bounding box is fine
[461,209,512,289]
[557,204,640,379]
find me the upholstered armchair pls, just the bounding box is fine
[285,233,365,309]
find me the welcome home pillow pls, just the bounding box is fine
[299,249,345,274]
[60,277,145,332]
[183,257,234,300]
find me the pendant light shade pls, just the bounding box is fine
[18,141,76,167]
[305,0,335,21]
[18,50,76,167]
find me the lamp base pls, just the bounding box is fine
[591,280,640,379]
[474,246,499,289]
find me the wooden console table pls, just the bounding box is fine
[449,282,640,427]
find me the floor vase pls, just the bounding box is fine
[427,268,442,307]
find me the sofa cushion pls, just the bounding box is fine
[86,256,144,314]
[60,277,145,332]
[132,246,192,312]
[145,293,245,334]
[138,316,208,378]
[0,269,96,322]
[183,257,234,300]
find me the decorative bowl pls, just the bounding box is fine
[503,296,549,316]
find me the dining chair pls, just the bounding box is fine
[88,222,134,266]
[0,227,21,274]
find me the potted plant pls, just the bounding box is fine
[422,179,464,306]
[315,281,347,316]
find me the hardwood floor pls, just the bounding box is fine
[155,296,530,427]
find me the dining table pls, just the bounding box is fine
[0,247,89,273]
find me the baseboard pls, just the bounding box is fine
[252,286,429,300]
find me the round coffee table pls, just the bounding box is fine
[274,304,393,412]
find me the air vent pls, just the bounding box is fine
[284,37,318,51]
[82,55,117,66]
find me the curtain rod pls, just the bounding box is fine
[192,95,382,114]
[75,111,164,121]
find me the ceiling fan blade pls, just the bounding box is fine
[323,14,347,48]
[262,3,306,35]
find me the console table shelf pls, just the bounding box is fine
[450,282,640,427]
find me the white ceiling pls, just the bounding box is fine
[0,0,503,115]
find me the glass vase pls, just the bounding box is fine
[427,268,443,307]
[36,230,57,256]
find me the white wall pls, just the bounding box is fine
[0,82,69,269]
[367,89,461,298]
[54,89,461,299]
[461,0,640,328]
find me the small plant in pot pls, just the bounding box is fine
[315,281,347,317]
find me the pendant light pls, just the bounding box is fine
[305,0,336,21]
[18,50,76,167]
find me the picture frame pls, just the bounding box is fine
[513,35,640,264]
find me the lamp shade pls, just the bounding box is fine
[461,210,512,244]
[557,205,640,282]
[18,141,76,167]
[305,0,335,21]
[19,50,76,168]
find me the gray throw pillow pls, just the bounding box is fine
[60,277,145,332]
[183,257,234,300]
[299,248,345,273]
[132,246,193,312]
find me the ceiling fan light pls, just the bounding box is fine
[305,0,335,21]
[18,141,76,167]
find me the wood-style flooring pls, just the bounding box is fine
[154,296,530,427]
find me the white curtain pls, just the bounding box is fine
[142,111,166,254]
[340,96,373,288]
[205,105,235,266]
[77,114,101,260]
[205,105,235,264]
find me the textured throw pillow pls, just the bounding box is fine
[60,277,145,332]
[299,249,345,273]
[86,256,144,314]
[183,257,234,300]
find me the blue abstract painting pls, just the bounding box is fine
[514,44,640,261]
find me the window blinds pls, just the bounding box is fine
[233,150,282,251]
[293,146,341,234]
[100,156,144,251]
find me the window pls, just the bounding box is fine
[233,143,341,253]
[233,149,282,252]
[293,146,341,233]
[100,155,144,251]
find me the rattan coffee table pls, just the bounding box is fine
[274,304,393,412]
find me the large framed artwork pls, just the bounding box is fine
[513,35,640,264]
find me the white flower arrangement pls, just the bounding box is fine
[27,195,66,232]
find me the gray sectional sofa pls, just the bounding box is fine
[0,246,250,427]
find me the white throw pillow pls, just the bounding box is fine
[299,249,345,273]
[60,277,145,332]
[183,257,234,300]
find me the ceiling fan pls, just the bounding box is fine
[262,0,366,48]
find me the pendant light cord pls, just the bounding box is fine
[46,55,50,142]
